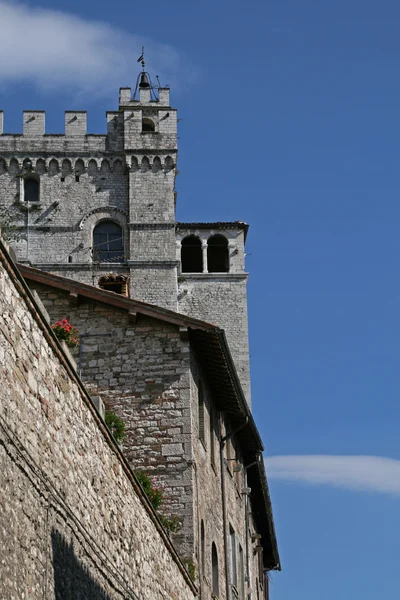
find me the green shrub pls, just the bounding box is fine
[105,411,126,443]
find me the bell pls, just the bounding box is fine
[139,72,150,89]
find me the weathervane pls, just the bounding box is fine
[137,46,145,71]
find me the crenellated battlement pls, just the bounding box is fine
[1,110,90,137]
[0,86,174,141]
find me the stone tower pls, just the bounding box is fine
[118,76,178,311]
[0,72,251,403]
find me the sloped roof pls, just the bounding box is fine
[18,263,280,570]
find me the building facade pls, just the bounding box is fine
[0,237,197,600]
[0,78,251,403]
[0,73,280,599]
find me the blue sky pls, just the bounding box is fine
[1,0,400,597]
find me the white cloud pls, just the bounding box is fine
[265,455,400,496]
[0,1,193,97]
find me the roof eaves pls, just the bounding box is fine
[248,457,281,571]
[17,264,217,332]
[215,329,264,451]
[176,221,249,242]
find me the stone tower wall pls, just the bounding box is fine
[0,86,251,398]
[177,226,251,405]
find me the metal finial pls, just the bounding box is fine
[137,46,145,71]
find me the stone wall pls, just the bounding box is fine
[0,242,196,600]
[27,280,195,560]
[177,226,251,405]
[26,276,269,598]
[189,360,266,600]
[0,155,128,266]
[179,274,251,405]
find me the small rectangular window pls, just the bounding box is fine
[210,406,215,467]
[198,381,205,445]
[75,175,80,182]
[230,525,237,589]
[238,543,245,600]
[60,177,65,182]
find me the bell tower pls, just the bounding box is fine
[119,66,178,310]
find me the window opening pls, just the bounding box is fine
[198,381,205,445]
[210,406,215,467]
[75,175,80,182]
[201,520,205,578]
[238,543,245,600]
[212,543,219,597]
[98,274,129,296]
[181,236,202,273]
[24,178,39,202]
[142,118,155,132]
[93,222,124,263]
[230,525,238,589]
[207,234,229,273]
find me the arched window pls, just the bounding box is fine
[181,236,202,273]
[93,222,124,263]
[24,178,39,202]
[211,543,219,597]
[207,235,229,273]
[200,520,205,578]
[198,381,205,444]
[142,118,155,132]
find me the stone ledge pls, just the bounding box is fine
[178,272,248,281]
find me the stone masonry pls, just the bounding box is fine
[0,79,252,404]
[20,265,280,599]
[0,238,197,600]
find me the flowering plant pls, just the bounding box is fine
[135,470,163,511]
[51,319,79,348]
[135,470,182,533]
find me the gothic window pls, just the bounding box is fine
[207,235,229,273]
[142,118,155,132]
[181,236,202,273]
[24,177,39,202]
[198,381,205,445]
[211,543,219,597]
[93,221,124,263]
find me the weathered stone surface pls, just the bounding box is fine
[0,86,251,404]
[0,246,196,600]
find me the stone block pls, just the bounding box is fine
[162,443,184,456]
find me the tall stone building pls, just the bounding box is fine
[0,70,280,599]
[0,72,251,403]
